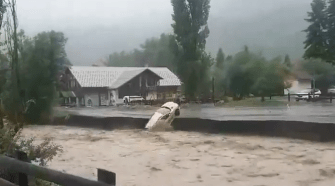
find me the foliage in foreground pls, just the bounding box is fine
[0,120,63,186]
[0,122,63,165]
[0,30,71,124]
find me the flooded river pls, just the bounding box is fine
[20,125,335,186]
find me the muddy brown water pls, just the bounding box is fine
[20,125,335,186]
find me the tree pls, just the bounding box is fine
[327,0,335,64]
[19,31,70,123]
[223,47,291,100]
[1,0,23,125]
[284,54,292,68]
[302,58,335,93]
[107,34,177,71]
[171,0,211,99]
[215,48,224,69]
[244,45,249,54]
[226,55,233,61]
[303,0,328,61]
[0,0,6,30]
[252,61,290,101]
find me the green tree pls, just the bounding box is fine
[215,48,225,69]
[303,0,328,60]
[0,53,9,128]
[244,45,249,54]
[226,55,233,61]
[252,60,290,101]
[212,48,226,98]
[326,0,335,64]
[223,47,291,100]
[21,31,70,123]
[1,30,70,124]
[0,0,6,30]
[302,58,335,93]
[140,34,176,70]
[107,34,176,71]
[171,0,211,99]
[284,54,292,68]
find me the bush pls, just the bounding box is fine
[0,119,63,185]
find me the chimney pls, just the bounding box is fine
[145,64,149,67]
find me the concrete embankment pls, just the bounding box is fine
[51,114,335,142]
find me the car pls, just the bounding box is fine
[123,96,145,105]
[145,102,181,131]
[328,85,335,94]
[179,95,186,103]
[295,88,321,101]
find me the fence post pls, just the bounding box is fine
[97,169,116,185]
[0,178,17,186]
[331,93,333,103]
[212,77,215,106]
[288,93,290,102]
[15,151,28,186]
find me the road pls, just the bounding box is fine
[57,101,335,124]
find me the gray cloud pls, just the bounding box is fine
[17,0,311,65]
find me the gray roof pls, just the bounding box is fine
[68,66,181,88]
[149,68,182,86]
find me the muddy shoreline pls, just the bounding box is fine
[50,115,335,142]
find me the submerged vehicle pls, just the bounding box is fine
[145,102,180,131]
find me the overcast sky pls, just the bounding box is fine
[17,0,311,65]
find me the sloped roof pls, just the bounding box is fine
[68,66,181,88]
[111,68,156,89]
[59,91,76,98]
[149,67,182,86]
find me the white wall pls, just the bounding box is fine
[84,93,99,107]
[147,91,157,100]
[112,89,124,105]
[285,80,311,94]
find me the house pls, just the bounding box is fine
[284,71,312,95]
[60,66,182,106]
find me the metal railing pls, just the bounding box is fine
[0,151,116,186]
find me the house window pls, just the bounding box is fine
[147,79,155,86]
[71,80,76,88]
[87,99,92,107]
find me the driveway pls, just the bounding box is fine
[56,101,335,124]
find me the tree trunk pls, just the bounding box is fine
[0,110,3,129]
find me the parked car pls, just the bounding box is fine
[123,96,144,104]
[179,95,186,103]
[328,85,335,94]
[145,102,180,131]
[295,88,321,101]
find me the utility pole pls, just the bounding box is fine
[313,71,316,99]
[212,77,215,105]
